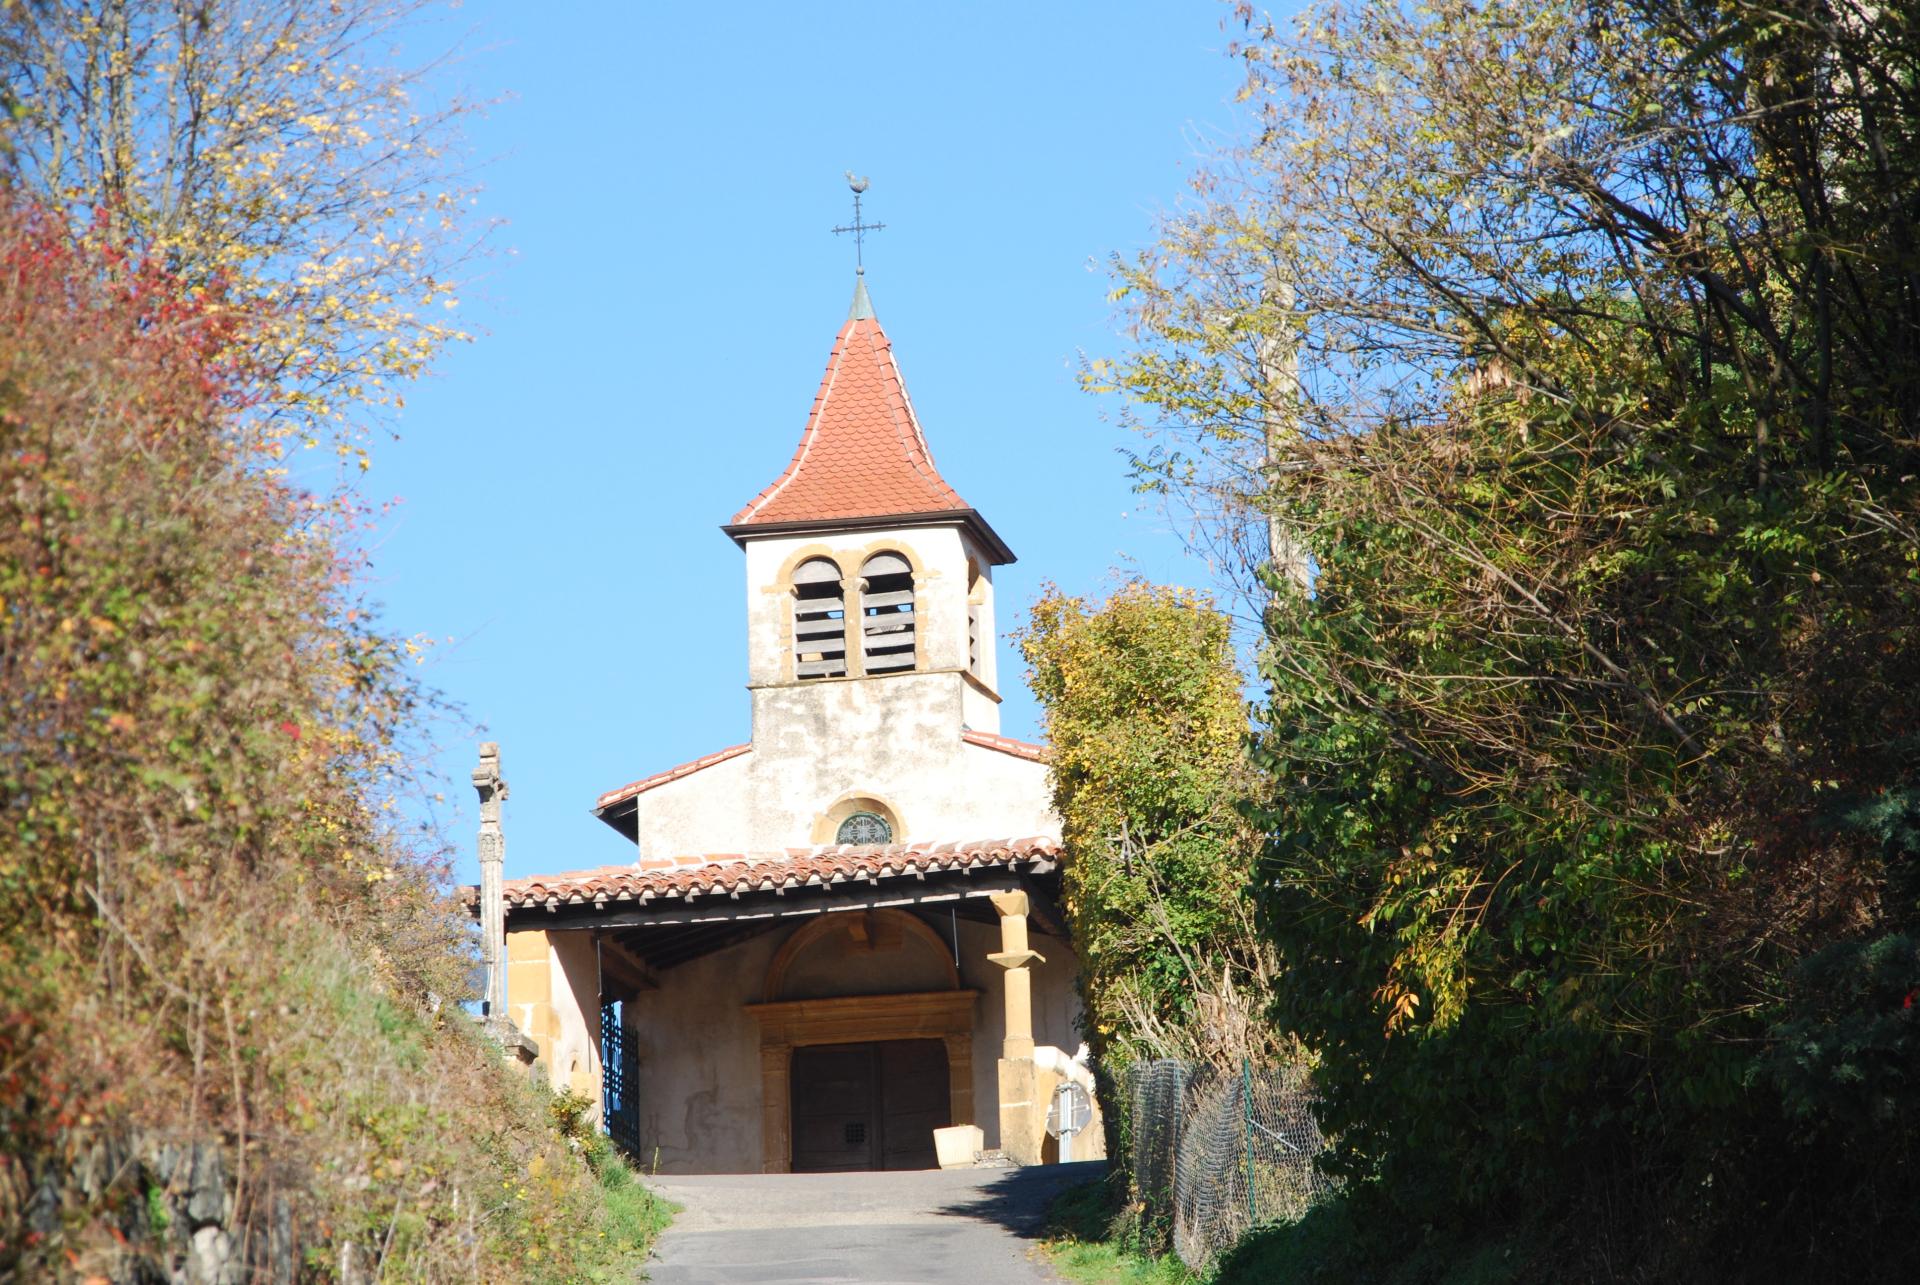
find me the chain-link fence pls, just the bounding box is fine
[1123,1058,1336,1269]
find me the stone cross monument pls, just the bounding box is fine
[473,741,509,1026]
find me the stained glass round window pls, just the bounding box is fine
[836,811,892,845]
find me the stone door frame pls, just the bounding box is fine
[743,990,978,1173]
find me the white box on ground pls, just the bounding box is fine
[933,1124,985,1170]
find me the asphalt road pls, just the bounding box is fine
[641,1161,1105,1284]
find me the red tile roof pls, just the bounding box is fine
[731,314,971,527]
[490,836,1062,911]
[961,730,1050,763]
[593,743,750,811]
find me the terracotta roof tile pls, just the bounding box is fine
[731,315,971,526]
[961,730,1049,763]
[488,836,1063,911]
[593,744,750,811]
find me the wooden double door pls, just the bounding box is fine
[789,1039,950,1172]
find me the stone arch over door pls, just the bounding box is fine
[744,909,977,1173]
[759,909,960,1002]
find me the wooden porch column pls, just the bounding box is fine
[942,1031,974,1133]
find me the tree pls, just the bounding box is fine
[1019,583,1280,1073]
[1102,0,1920,1274]
[0,0,484,452]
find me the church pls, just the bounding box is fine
[470,265,1101,1175]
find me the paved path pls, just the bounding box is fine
[642,1162,1104,1284]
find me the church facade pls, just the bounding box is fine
[476,274,1099,1174]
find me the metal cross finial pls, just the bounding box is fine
[832,172,885,274]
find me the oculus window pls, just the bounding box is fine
[835,811,892,846]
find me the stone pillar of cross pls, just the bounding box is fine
[473,741,509,1026]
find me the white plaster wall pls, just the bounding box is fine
[627,725,1056,857]
[960,679,1000,732]
[629,751,754,862]
[956,742,1056,840]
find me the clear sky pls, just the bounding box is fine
[363,2,1265,885]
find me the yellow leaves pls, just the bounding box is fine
[1375,982,1421,1035]
[7,4,485,448]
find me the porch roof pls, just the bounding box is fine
[480,836,1062,914]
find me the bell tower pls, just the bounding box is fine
[722,271,1015,738]
[592,183,1052,858]
[594,266,1049,855]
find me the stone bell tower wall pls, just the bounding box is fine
[741,524,996,698]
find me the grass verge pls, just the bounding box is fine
[1041,1177,1197,1285]
[549,1092,679,1279]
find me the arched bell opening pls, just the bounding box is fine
[858,551,916,674]
[791,556,848,680]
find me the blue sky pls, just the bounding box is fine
[364,2,1264,884]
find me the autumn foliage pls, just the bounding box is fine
[1092,0,1920,1279]
[0,196,624,1279]
[1020,584,1285,1079]
[0,0,482,456]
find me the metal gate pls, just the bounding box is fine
[600,1001,640,1152]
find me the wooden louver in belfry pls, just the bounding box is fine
[859,552,916,674]
[793,557,848,679]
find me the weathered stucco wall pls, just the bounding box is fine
[623,931,783,1174]
[506,929,603,1119]
[629,717,1054,859]
[625,751,754,860]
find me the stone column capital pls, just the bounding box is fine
[988,890,1029,918]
